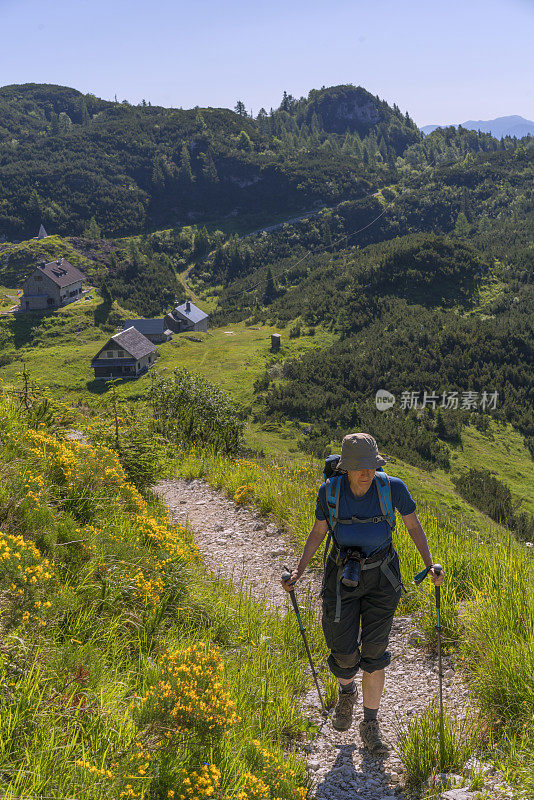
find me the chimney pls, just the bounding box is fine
[186,300,191,312]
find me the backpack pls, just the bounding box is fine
[320,454,396,562]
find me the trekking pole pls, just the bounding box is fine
[433,564,445,771]
[413,563,445,770]
[281,569,328,718]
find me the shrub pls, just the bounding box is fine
[288,322,301,338]
[149,368,245,455]
[452,467,534,538]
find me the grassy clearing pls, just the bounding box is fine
[165,446,534,795]
[0,285,20,309]
[0,394,320,799]
[449,421,534,517]
[0,304,334,409]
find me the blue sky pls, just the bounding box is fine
[1,0,532,125]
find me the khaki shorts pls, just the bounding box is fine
[321,549,402,679]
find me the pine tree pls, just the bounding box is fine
[193,227,210,258]
[200,150,219,182]
[262,267,277,304]
[100,282,112,305]
[179,144,194,183]
[49,111,59,135]
[454,211,470,237]
[237,130,253,151]
[234,100,247,117]
[151,157,166,191]
[80,101,90,126]
[85,216,101,238]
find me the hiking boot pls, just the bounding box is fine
[332,686,358,731]
[359,719,390,754]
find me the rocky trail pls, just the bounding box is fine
[154,478,512,800]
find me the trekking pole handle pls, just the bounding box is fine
[282,569,305,631]
[433,564,443,576]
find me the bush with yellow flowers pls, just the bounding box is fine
[26,429,144,522]
[0,391,314,800]
[0,530,55,628]
[244,741,307,800]
[174,766,280,800]
[135,642,239,741]
[175,764,222,799]
[233,484,254,506]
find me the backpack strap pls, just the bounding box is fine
[325,474,343,533]
[374,471,396,530]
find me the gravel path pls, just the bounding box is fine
[153,478,494,800]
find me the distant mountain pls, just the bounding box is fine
[421,115,534,139]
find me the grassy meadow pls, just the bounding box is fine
[1,294,531,528]
[0,391,323,800]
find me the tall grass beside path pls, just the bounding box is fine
[0,394,315,800]
[168,446,534,794]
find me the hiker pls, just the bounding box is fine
[282,432,444,754]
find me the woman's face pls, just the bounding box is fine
[350,468,376,490]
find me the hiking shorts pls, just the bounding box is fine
[320,548,402,680]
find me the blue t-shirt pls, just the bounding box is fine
[315,473,416,556]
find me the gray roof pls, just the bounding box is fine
[172,301,209,324]
[123,318,170,336]
[108,327,156,359]
[34,258,85,288]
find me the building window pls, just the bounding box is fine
[35,275,43,281]
[116,349,126,358]
[106,350,114,358]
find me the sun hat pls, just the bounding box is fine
[336,432,387,471]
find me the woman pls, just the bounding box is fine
[282,432,444,753]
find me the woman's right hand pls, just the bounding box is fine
[281,568,299,592]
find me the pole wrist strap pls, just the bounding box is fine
[413,565,433,585]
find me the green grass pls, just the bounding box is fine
[164,445,534,795]
[395,700,487,788]
[0,393,315,800]
[464,262,510,318]
[0,303,334,408]
[0,285,20,309]
[450,421,534,517]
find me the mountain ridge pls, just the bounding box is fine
[421,114,534,139]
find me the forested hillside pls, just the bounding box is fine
[0,82,528,239]
[0,80,531,529]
